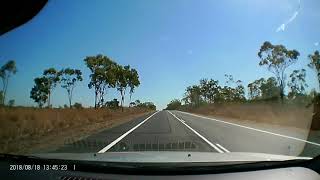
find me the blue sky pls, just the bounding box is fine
[0,0,319,110]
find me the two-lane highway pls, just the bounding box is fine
[53,110,320,157]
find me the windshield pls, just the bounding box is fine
[1,0,320,163]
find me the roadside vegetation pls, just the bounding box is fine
[0,106,150,153]
[166,41,320,130]
[0,54,156,154]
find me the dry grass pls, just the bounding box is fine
[0,107,151,154]
[186,102,314,130]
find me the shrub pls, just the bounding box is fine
[73,102,83,109]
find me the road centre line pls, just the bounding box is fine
[97,111,159,153]
[167,111,227,153]
[178,111,320,147]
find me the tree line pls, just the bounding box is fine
[166,41,320,109]
[0,54,156,110]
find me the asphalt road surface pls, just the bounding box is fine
[54,110,320,157]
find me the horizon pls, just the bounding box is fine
[1,0,320,110]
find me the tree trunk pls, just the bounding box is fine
[129,93,132,107]
[68,94,72,108]
[48,91,51,108]
[3,76,9,105]
[94,91,98,109]
[120,90,124,112]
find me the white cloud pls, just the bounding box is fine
[315,42,319,46]
[276,24,286,32]
[276,0,301,32]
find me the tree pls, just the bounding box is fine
[0,60,17,105]
[84,55,117,108]
[43,68,60,107]
[166,99,181,110]
[30,77,50,108]
[0,91,3,106]
[128,68,140,106]
[248,77,280,101]
[59,68,83,108]
[260,77,280,100]
[258,41,300,102]
[221,74,245,102]
[199,78,220,103]
[8,99,15,107]
[137,102,156,110]
[308,50,320,88]
[183,85,202,107]
[248,78,264,100]
[115,65,131,111]
[288,69,308,99]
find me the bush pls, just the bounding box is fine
[106,99,119,109]
[166,99,181,110]
[8,100,15,107]
[73,102,83,109]
[137,102,156,110]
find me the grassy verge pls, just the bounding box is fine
[0,107,151,154]
[182,102,314,130]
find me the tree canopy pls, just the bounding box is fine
[258,41,300,101]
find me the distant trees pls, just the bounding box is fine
[30,68,83,108]
[59,68,83,107]
[84,54,140,110]
[29,54,145,110]
[183,85,202,107]
[166,99,181,110]
[199,78,219,103]
[8,99,15,107]
[73,102,83,109]
[248,77,280,101]
[258,41,300,102]
[0,60,17,105]
[287,69,308,99]
[181,75,246,107]
[106,99,119,109]
[137,102,156,110]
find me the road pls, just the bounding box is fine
[54,110,320,157]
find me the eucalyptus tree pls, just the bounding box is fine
[84,54,117,108]
[258,41,300,102]
[287,69,308,99]
[308,50,320,88]
[30,76,50,108]
[59,68,83,107]
[0,60,17,105]
[43,68,60,107]
[128,68,140,105]
[115,65,131,111]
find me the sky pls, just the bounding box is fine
[0,0,319,110]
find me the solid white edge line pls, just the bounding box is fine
[178,111,320,147]
[97,111,159,153]
[167,111,225,153]
[216,143,230,153]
